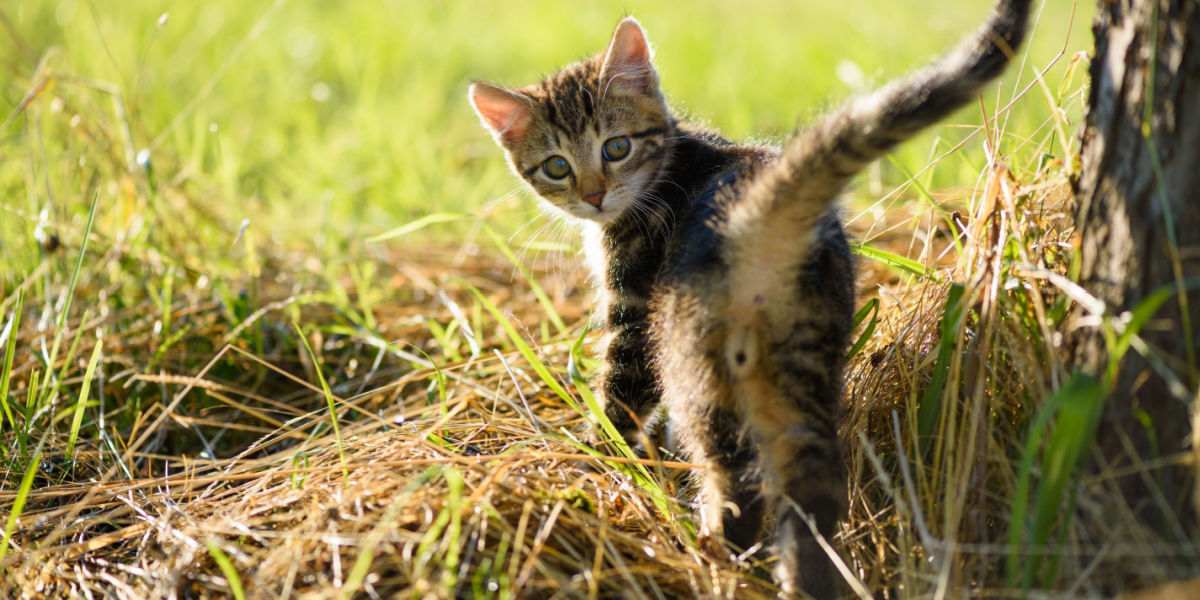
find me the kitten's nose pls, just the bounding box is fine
[582,190,606,209]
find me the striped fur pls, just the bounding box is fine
[469,3,1031,596]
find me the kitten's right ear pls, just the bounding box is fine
[468,82,533,145]
[600,17,659,96]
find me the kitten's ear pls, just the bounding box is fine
[600,17,659,96]
[468,82,533,145]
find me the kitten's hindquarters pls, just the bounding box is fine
[665,1,1033,595]
[654,213,854,597]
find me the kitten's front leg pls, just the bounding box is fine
[598,319,661,448]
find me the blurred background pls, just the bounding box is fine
[2,0,1090,284]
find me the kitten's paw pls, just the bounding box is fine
[696,532,734,564]
[601,425,649,456]
[572,420,640,453]
[696,532,720,558]
[570,421,603,447]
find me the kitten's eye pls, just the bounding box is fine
[542,156,571,180]
[602,136,631,161]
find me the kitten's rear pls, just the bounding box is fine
[663,3,1031,595]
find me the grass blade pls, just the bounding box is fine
[342,466,443,599]
[440,467,464,593]
[847,298,879,360]
[1007,372,1106,589]
[0,289,23,432]
[468,285,575,410]
[366,212,464,243]
[566,327,631,457]
[918,283,966,445]
[205,538,247,600]
[566,324,676,523]
[474,285,675,522]
[64,337,103,461]
[1107,277,1200,381]
[293,322,348,480]
[0,441,42,567]
[852,242,939,281]
[42,190,100,401]
[485,226,567,334]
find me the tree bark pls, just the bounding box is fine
[1073,0,1200,523]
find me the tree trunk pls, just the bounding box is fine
[1073,0,1200,525]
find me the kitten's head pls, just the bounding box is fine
[469,18,673,226]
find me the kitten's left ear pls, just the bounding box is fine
[469,82,534,145]
[600,17,659,96]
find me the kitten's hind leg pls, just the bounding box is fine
[685,404,766,555]
[652,292,766,555]
[765,421,846,598]
[734,346,847,599]
[710,409,767,554]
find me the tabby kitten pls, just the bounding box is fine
[469,1,1030,596]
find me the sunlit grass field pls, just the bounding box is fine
[15,1,1193,598]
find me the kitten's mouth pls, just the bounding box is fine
[582,191,606,209]
[580,202,619,225]
[572,188,633,225]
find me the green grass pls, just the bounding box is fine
[205,536,248,600]
[0,438,41,568]
[16,1,1199,598]
[0,290,23,438]
[294,319,349,480]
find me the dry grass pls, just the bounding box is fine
[0,247,787,599]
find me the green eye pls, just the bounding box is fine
[542,156,571,180]
[602,136,631,161]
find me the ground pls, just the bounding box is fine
[9,2,1190,599]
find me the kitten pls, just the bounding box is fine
[469,1,1030,596]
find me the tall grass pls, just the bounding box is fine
[6,1,1197,598]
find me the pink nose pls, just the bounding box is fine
[582,191,605,208]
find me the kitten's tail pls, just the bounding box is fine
[723,0,1032,256]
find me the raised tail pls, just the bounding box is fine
[724,0,1032,255]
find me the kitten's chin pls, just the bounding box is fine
[554,193,637,227]
[583,211,622,226]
